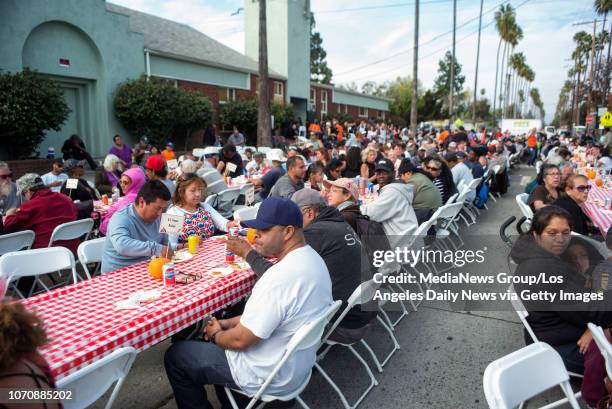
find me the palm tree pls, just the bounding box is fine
[472,0,485,125]
[257,0,272,147]
[530,88,545,120]
[503,24,523,118]
[410,0,419,138]
[595,0,612,103]
[493,4,515,123]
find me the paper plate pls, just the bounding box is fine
[172,251,194,263]
[206,266,235,277]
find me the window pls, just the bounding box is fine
[359,107,368,118]
[321,90,328,114]
[218,87,236,103]
[310,88,316,111]
[273,81,284,103]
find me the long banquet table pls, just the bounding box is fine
[22,238,256,380]
[584,178,612,235]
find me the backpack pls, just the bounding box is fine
[475,183,489,209]
[353,214,391,261]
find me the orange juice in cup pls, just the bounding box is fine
[246,228,256,245]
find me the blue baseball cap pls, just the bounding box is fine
[241,197,303,230]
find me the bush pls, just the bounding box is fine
[219,98,258,143]
[114,76,213,148]
[271,102,294,134]
[0,69,70,159]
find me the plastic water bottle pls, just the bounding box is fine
[111,187,120,203]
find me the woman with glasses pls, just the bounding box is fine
[510,206,612,375]
[528,164,562,211]
[166,174,239,250]
[422,156,456,204]
[99,167,146,236]
[552,174,597,236]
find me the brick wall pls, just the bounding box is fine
[7,159,56,179]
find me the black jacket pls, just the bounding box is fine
[551,195,592,236]
[246,206,376,329]
[510,234,612,346]
[222,152,244,178]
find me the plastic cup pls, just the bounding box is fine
[246,228,256,245]
[188,235,199,254]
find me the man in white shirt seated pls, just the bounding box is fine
[446,152,476,202]
[164,196,333,409]
[41,159,68,193]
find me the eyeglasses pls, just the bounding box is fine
[175,271,202,284]
[0,174,12,179]
[575,185,592,192]
[119,179,131,185]
[425,166,440,172]
[544,172,561,177]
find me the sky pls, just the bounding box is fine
[110,0,600,123]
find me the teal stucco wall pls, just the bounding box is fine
[0,0,145,158]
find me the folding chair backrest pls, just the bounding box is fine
[445,193,458,204]
[77,237,106,279]
[323,281,379,342]
[468,177,482,190]
[57,347,137,409]
[0,247,76,282]
[234,206,259,221]
[515,194,533,219]
[431,202,464,222]
[483,342,579,409]
[0,230,35,255]
[204,194,218,206]
[192,148,206,159]
[508,284,537,342]
[588,323,612,379]
[253,301,342,401]
[257,147,271,155]
[239,183,254,195]
[415,213,437,236]
[49,218,94,246]
[455,184,472,204]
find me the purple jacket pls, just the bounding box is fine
[110,144,132,167]
[99,167,145,235]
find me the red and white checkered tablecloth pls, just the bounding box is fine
[22,238,256,380]
[583,180,612,235]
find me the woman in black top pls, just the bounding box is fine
[551,174,596,236]
[342,147,362,178]
[528,164,562,212]
[422,156,456,204]
[511,206,612,374]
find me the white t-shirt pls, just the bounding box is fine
[41,172,68,192]
[226,245,333,396]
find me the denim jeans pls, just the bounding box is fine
[527,147,537,166]
[165,341,246,409]
[553,342,585,375]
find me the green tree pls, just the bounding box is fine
[114,76,213,148]
[220,98,258,141]
[271,102,294,134]
[0,69,70,159]
[433,51,465,111]
[310,14,333,84]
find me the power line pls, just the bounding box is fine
[314,0,452,14]
[334,0,521,77]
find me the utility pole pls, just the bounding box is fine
[472,0,484,126]
[256,0,272,147]
[449,0,456,125]
[409,0,419,139]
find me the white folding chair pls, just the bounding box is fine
[48,218,94,247]
[487,165,502,202]
[257,147,272,155]
[56,347,137,409]
[0,230,35,255]
[508,285,584,381]
[214,187,242,218]
[483,342,581,409]
[225,301,343,409]
[432,202,465,250]
[315,280,380,409]
[77,237,106,280]
[234,205,259,222]
[0,247,77,298]
[461,176,483,225]
[587,323,612,379]
[515,193,534,220]
[192,148,207,160]
[232,183,255,212]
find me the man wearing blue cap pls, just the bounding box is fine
[165,197,333,409]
